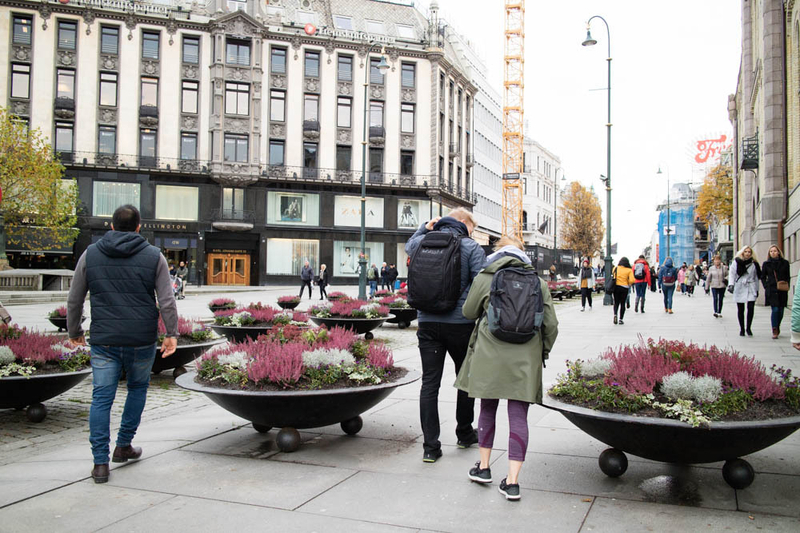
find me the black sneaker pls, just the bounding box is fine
[468,461,492,484]
[457,430,479,449]
[423,449,442,463]
[498,477,521,501]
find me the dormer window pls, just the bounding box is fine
[396,24,416,39]
[365,20,384,34]
[333,15,353,30]
[227,0,246,12]
[296,11,316,25]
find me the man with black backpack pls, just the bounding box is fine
[405,207,486,463]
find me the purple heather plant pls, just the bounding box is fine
[278,295,301,304]
[49,306,68,318]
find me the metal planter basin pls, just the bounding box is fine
[386,308,418,329]
[0,368,92,422]
[308,317,387,339]
[176,368,420,452]
[153,338,226,378]
[277,301,300,310]
[543,395,800,489]
[48,316,85,332]
[210,325,273,343]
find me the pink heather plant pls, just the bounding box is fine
[690,349,784,401]
[50,306,68,318]
[4,331,63,364]
[321,326,358,351]
[327,291,349,300]
[209,298,236,307]
[278,295,301,303]
[604,343,680,395]
[246,338,304,385]
[158,316,208,337]
[367,342,394,369]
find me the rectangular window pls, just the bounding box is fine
[92,181,140,217]
[370,101,384,128]
[180,132,197,160]
[304,94,319,121]
[224,134,249,162]
[56,69,75,99]
[370,57,385,85]
[333,15,353,30]
[141,77,158,106]
[337,97,352,128]
[267,193,320,226]
[142,31,160,60]
[304,50,320,78]
[182,36,200,64]
[333,198,385,230]
[396,24,416,40]
[270,90,285,122]
[57,20,77,50]
[98,126,116,154]
[266,238,320,274]
[336,145,351,172]
[303,142,318,175]
[223,187,244,219]
[271,47,287,74]
[139,129,157,158]
[11,63,30,99]
[369,148,383,178]
[182,80,199,114]
[226,39,250,66]
[401,62,415,88]
[365,20,384,34]
[401,103,415,133]
[99,72,118,106]
[337,55,352,81]
[225,82,249,115]
[269,139,285,166]
[55,122,74,154]
[13,15,32,45]
[227,0,246,12]
[100,26,119,55]
[401,151,414,176]
[156,185,199,221]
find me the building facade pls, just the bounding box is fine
[521,137,560,248]
[656,183,696,268]
[0,0,477,284]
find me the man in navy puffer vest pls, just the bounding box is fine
[68,204,178,484]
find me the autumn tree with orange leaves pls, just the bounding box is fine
[558,181,604,258]
[696,164,733,226]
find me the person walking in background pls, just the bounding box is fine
[299,260,314,299]
[367,263,379,297]
[761,245,790,339]
[706,255,728,317]
[455,236,559,501]
[579,259,595,311]
[380,262,389,291]
[791,273,800,351]
[678,265,687,295]
[67,205,178,484]
[612,257,636,325]
[729,246,761,337]
[658,258,678,314]
[317,263,330,300]
[649,265,658,294]
[387,263,399,292]
[632,255,651,313]
[175,261,188,300]
[685,265,697,297]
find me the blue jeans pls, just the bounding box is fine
[369,280,377,296]
[89,343,156,465]
[712,288,725,314]
[662,284,675,309]
[771,306,785,329]
[634,282,647,300]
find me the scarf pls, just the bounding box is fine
[580,266,593,280]
[736,256,761,279]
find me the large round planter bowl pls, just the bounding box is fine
[543,395,800,489]
[153,338,226,378]
[386,308,417,329]
[176,368,420,452]
[308,317,387,339]
[48,316,85,332]
[277,301,301,310]
[0,368,92,422]
[210,325,273,343]
[209,305,236,314]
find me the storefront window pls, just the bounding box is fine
[396,243,409,278]
[266,238,319,276]
[397,198,429,229]
[92,181,140,217]
[334,196,384,228]
[266,191,320,226]
[155,185,198,221]
[333,241,384,277]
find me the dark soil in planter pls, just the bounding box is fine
[11,362,91,377]
[196,366,408,393]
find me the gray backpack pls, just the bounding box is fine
[486,266,544,344]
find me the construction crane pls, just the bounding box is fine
[501,0,525,242]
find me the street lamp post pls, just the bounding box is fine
[553,174,566,251]
[657,166,670,261]
[358,44,390,300]
[582,16,613,305]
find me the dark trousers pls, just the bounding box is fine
[319,284,327,299]
[381,277,389,291]
[613,286,630,319]
[711,288,725,314]
[737,301,755,332]
[580,287,593,308]
[299,280,313,298]
[417,322,476,453]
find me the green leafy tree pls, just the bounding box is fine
[0,107,79,255]
[696,164,733,225]
[558,181,605,258]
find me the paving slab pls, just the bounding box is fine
[736,472,800,518]
[297,470,592,532]
[0,478,70,508]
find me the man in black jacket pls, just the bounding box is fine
[68,205,178,484]
[299,260,314,299]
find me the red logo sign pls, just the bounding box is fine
[304,23,317,36]
[694,135,731,164]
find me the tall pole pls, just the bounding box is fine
[666,174,670,259]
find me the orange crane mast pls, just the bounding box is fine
[501,0,525,241]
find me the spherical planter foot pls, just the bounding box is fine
[26,403,47,423]
[599,448,628,477]
[172,366,187,379]
[364,332,374,340]
[253,423,272,434]
[276,427,301,452]
[398,322,407,330]
[341,416,363,435]
[723,458,755,489]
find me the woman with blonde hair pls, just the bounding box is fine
[317,264,330,300]
[456,235,558,501]
[728,246,761,336]
[761,245,790,339]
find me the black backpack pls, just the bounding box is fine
[486,266,544,344]
[407,231,462,313]
[634,262,646,280]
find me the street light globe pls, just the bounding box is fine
[582,30,597,47]
[376,56,390,73]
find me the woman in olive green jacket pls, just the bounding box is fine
[455,237,559,501]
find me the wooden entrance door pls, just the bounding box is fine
[207,253,250,286]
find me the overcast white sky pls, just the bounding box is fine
[422,0,742,261]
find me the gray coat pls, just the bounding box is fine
[729,260,759,303]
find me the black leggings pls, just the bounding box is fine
[613,286,630,319]
[737,301,755,332]
[581,287,593,308]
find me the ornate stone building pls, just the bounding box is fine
[0,0,477,284]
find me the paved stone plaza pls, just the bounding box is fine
[1,286,800,532]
